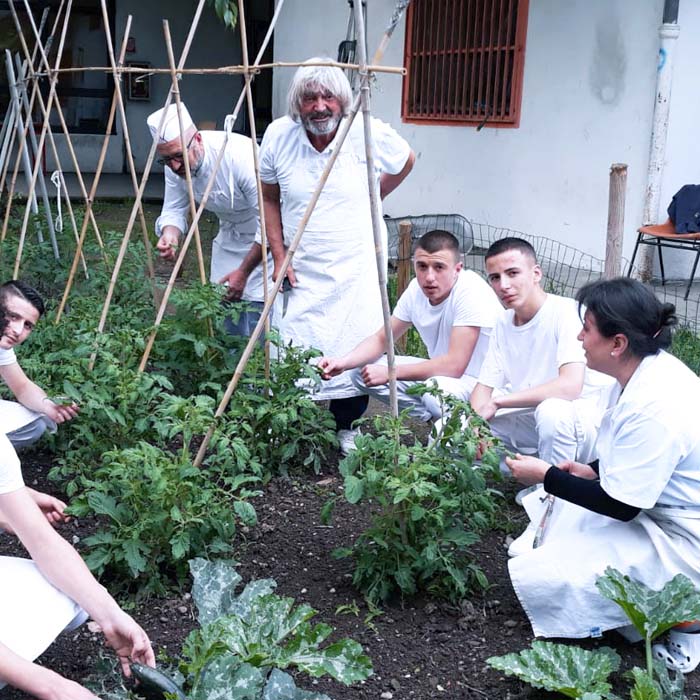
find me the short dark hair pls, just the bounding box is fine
[0,280,45,317]
[415,229,460,258]
[576,277,676,358]
[485,237,537,264]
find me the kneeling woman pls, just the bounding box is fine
[506,277,700,672]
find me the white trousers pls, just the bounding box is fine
[350,356,477,422]
[0,399,53,450]
[489,397,601,469]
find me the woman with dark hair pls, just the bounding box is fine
[505,278,700,672]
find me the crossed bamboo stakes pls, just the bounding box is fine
[0,0,412,466]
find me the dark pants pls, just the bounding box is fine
[329,395,369,431]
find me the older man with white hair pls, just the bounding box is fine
[147,103,271,336]
[259,58,415,453]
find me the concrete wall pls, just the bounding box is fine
[270,0,700,276]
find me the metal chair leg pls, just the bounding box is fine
[685,249,700,300]
[658,244,666,286]
[627,233,643,277]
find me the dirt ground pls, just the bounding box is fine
[3,437,700,700]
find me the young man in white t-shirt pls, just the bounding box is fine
[470,237,610,468]
[318,230,502,452]
[0,281,78,449]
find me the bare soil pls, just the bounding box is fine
[3,441,700,700]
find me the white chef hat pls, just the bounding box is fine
[147,103,194,143]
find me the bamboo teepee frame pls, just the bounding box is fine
[0,0,412,465]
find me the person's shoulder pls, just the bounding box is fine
[263,116,297,139]
[0,347,17,366]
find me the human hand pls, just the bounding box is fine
[558,460,598,480]
[474,399,498,422]
[504,453,550,486]
[156,230,180,261]
[317,357,345,379]
[38,672,100,700]
[27,488,70,526]
[272,258,297,288]
[42,398,80,424]
[361,364,389,387]
[100,610,155,677]
[218,268,249,301]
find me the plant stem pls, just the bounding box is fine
[646,636,654,680]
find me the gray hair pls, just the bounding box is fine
[287,57,353,122]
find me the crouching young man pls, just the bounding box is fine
[470,237,612,470]
[318,230,502,453]
[0,281,78,449]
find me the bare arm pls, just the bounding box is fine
[218,242,263,301]
[261,182,295,285]
[0,488,154,676]
[0,364,78,424]
[380,150,415,200]
[492,362,585,410]
[470,382,495,417]
[318,317,410,378]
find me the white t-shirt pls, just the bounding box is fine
[599,351,700,509]
[0,433,23,495]
[0,348,17,367]
[393,270,502,378]
[478,294,608,399]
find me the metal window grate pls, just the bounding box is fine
[402,0,529,127]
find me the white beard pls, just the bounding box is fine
[302,113,341,136]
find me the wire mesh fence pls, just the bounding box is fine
[385,214,700,334]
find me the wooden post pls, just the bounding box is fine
[395,220,412,352]
[604,163,627,279]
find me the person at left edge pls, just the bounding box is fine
[0,280,79,451]
[148,102,273,336]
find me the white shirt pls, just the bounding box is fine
[599,351,700,509]
[393,270,503,378]
[0,348,16,367]
[156,131,268,302]
[259,115,411,246]
[478,294,610,401]
[0,433,22,495]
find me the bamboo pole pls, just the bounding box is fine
[90,0,208,370]
[237,0,271,382]
[0,3,61,245]
[137,0,287,374]
[43,61,406,77]
[161,20,207,284]
[12,0,109,275]
[8,0,73,278]
[395,220,412,352]
[99,0,156,282]
[194,0,411,467]
[353,0,399,417]
[55,15,134,324]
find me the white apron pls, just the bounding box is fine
[279,141,385,401]
[508,486,700,639]
[0,557,87,673]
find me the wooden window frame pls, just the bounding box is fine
[401,0,529,128]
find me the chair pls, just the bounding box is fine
[626,219,700,300]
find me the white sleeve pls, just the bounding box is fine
[259,124,279,185]
[452,275,499,328]
[370,117,411,175]
[0,348,17,367]
[0,434,23,495]
[600,412,681,509]
[154,169,188,237]
[477,326,506,389]
[555,299,586,368]
[392,281,417,323]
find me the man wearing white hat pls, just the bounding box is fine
[147,102,270,336]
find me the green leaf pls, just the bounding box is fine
[233,500,258,527]
[596,567,700,641]
[190,558,242,625]
[123,538,149,577]
[192,657,264,700]
[262,669,331,699]
[344,475,364,504]
[628,667,661,700]
[486,641,620,699]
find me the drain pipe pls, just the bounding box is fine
[638,0,680,280]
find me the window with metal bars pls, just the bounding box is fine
[402,0,529,127]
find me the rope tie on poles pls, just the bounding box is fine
[50,169,63,232]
